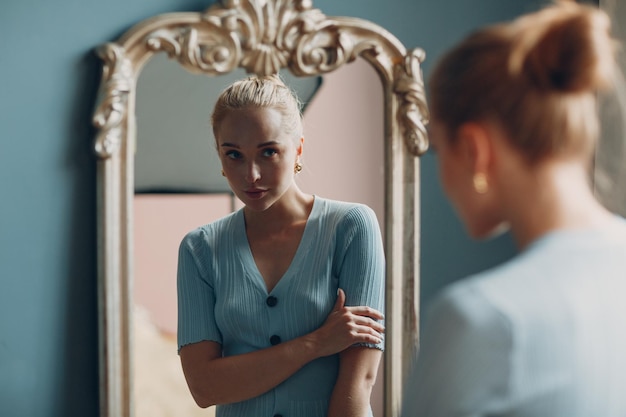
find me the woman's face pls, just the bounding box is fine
[216,106,301,212]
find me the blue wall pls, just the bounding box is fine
[0,0,544,416]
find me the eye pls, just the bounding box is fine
[225,150,241,160]
[262,148,278,157]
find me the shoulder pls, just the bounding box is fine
[179,210,240,255]
[429,279,510,333]
[317,197,379,230]
[425,234,577,337]
[420,279,515,374]
[464,223,626,302]
[426,252,544,336]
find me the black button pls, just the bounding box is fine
[266,296,278,307]
[270,335,281,345]
[274,415,283,417]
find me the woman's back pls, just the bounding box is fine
[404,218,626,416]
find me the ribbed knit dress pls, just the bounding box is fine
[177,197,385,417]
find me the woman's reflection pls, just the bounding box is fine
[177,75,385,417]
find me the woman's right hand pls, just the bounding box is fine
[308,288,385,357]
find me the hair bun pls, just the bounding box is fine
[509,1,616,93]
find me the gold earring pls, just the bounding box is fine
[221,169,226,177]
[473,173,488,194]
[294,162,303,174]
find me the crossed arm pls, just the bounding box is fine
[180,289,384,411]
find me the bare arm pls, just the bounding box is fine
[180,289,384,408]
[180,337,316,408]
[327,346,382,417]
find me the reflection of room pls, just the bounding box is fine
[133,58,384,416]
[134,195,230,417]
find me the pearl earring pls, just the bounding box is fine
[473,173,488,194]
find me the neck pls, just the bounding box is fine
[504,159,613,249]
[244,185,314,232]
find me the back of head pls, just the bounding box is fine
[211,74,303,141]
[429,0,619,163]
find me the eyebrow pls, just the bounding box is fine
[220,141,281,148]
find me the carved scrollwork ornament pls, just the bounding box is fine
[93,43,133,158]
[145,25,242,75]
[394,47,430,156]
[143,1,385,78]
[143,0,329,76]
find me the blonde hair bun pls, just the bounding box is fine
[509,1,617,93]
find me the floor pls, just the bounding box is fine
[134,305,216,417]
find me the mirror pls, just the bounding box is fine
[92,1,428,416]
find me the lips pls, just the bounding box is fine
[244,189,267,199]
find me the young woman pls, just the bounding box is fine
[177,75,385,417]
[403,2,626,416]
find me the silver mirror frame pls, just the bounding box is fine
[92,1,429,416]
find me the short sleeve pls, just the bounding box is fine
[336,205,386,351]
[177,232,223,352]
[401,283,513,417]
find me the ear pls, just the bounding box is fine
[296,137,304,157]
[456,122,494,176]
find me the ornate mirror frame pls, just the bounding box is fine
[92,1,429,416]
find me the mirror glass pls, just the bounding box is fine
[132,54,385,416]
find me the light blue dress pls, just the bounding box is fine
[402,218,626,417]
[177,197,385,417]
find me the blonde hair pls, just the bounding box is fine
[429,0,619,163]
[211,74,303,142]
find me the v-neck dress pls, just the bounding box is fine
[177,197,385,417]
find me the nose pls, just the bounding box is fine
[245,161,261,183]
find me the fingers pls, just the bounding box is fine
[322,290,385,348]
[313,296,385,356]
[336,289,384,320]
[351,323,384,345]
[332,288,346,312]
[334,291,385,334]
[352,315,385,334]
[337,306,385,344]
[343,305,384,322]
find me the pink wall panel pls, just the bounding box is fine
[298,58,385,229]
[133,194,233,335]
